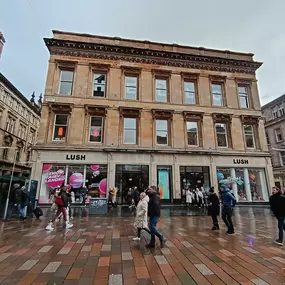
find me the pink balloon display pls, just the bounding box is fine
[69,173,83,189]
[42,164,52,173]
[99,178,107,194]
[90,165,100,171]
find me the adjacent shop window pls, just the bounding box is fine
[125,76,138,100]
[244,125,255,149]
[215,123,228,147]
[59,70,74,95]
[155,79,168,102]
[186,121,199,146]
[280,151,285,166]
[93,73,106,97]
[53,114,68,142]
[238,86,249,108]
[6,116,16,133]
[18,124,27,139]
[156,120,168,145]
[89,116,104,143]
[123,118,137,144]
[184,81,196,104]
[211,83,223,106]
[275,128,283,142]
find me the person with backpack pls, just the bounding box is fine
[46,186,73,230]
[220,186,236,235]
[269,187,285,245]
[208,187,220,230]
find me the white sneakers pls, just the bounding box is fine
[133,237,141,241]
[45,222,73,230]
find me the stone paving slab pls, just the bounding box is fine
[0,207,284,284]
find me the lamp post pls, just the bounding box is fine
[0,147,17,220]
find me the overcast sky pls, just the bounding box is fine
[0,0,284,105]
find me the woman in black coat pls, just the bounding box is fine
[208,187,220,230]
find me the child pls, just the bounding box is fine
[208,187,220,230]
[133,192,150,241]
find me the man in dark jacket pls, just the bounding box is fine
[146,187,166,248]
[269,187,285,245]
[18,186,29,220]
[208,187,220,230]
[221,186,236,234]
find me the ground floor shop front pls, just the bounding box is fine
[32,150,274,204]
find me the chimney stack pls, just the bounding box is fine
[0,32,5,59]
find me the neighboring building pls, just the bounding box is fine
[0,32,5,58]
[0,73,41,178]
[33,30,274,205]
[262,94,285,188]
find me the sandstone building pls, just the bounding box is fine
[262,94,285,188]
[33,30,273,204]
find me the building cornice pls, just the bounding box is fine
[44,38,262,75]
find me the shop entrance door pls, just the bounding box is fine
[157,166,172,203]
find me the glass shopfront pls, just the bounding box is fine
[217,167,269,202]
[39,163,107,204]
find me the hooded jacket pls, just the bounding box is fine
[147,191,161,217]
[221,188,236,208]
[133,195,149,229]
[270,192,285,218]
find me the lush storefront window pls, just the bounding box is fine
[39,163,107,204]
[217,167,268,202]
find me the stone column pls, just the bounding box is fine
[257,169,269,201]
[243,168,252,202]
[230,168,238,201]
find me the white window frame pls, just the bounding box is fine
[123,117,137,144]
[59,70,74,95]
[125,76,138,100]
[89,116,104,143]
[156,119,168,145]
[272,109,278,119]
[155,79,168,103]
[265,132,270,145]
[6,116,16,133]
[275,128,283,142]
[93,73,106,97]
[211,83,224,107]
[279,104,285,116]
[215,123,228,147]
[186,121,199,146]
[244,125,255,149]
[238,86,249,108]
[52,114,68,142]
[280,151,285,166]
[184,81,196,105]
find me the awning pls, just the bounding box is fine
[0,176,27,182]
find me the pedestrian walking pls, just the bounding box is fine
[146,187,166,248]
[46,187,73,230]
[186,189,192,207]
[269,187,285,246]
[220,186,236,234]
[18,186,29,220]
[208,187,220,230]
[197,188,203,208]
[133,192,150,241]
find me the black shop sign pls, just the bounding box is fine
[233,159,249,165]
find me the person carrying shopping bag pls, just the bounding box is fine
[133,192,150,241]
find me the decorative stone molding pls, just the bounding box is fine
[44,38,262,75]
[240,115,260,124]
[3,134,13,145]
[55,59,77,69]
[84,105,107,116]
[119,107,142,118]
[151,69,172,76]
[48,102,74,114]
[212,113,232,123]
[152,109,174,120]
[121,66,141,74]
[181,72,200,80]
[183,111,204,122]
[89,63,110,71]
[16,140,24,149]
[209,75,227,82]
[235,78,252,85]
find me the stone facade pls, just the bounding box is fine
[33,30,274,204]
[262,94,285,188]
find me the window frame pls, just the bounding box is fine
[243,124,256,149]
[89,116,104,143]
[58,69,74,95]
[215,122,229,148]
[6,116,16,134]
[93,73,107,98]
[184,80,198,105]
[186,121,199,146]
[124,75,138,101]
[156,119,169,146]
[275,128,283,143]
[238,85,250,109]
[155,77,169,103]
[278,104,285,117]
[123,117,138,145]
[211,82,225,107]
[265,131,270,145]
[280,151,285,166]
[52,114,69,142]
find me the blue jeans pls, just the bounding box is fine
[17,205,27,218]
[277,217,285,242]
[149,216,163,244]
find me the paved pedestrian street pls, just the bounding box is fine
[0,207,284,285]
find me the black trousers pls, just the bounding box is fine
[222,207,234,231]
[211,214,219,227]
[137,227,151,237]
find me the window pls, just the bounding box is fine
[212,83,223,106]
[18,124,27,139]
[53,114,68,141]
[272,108,278,119]
[186,121,198,146]
[278,104,285,116]
[0,88,6,103]
[184,81,196,104]
[266,132,270,145]
[16,147,21,162]
[125,76,138,100]
[123,118,137,144]
[155,79,167,102]
[6,116,16,133]
[215,123,228,147]
[275,128,283,142]
[2,148,8,160]
[280,151,285,166]
[238,86,249,108]
[26,150,31,162]
[29,129,35,144]
[59,70,74,95]
[156,120,168,145]
[244,125,255,148]
[93,73,106,97]
[89,116,104,143]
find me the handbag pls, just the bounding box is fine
[51,203,58,211]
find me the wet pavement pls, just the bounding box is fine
[0,206,283,285]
